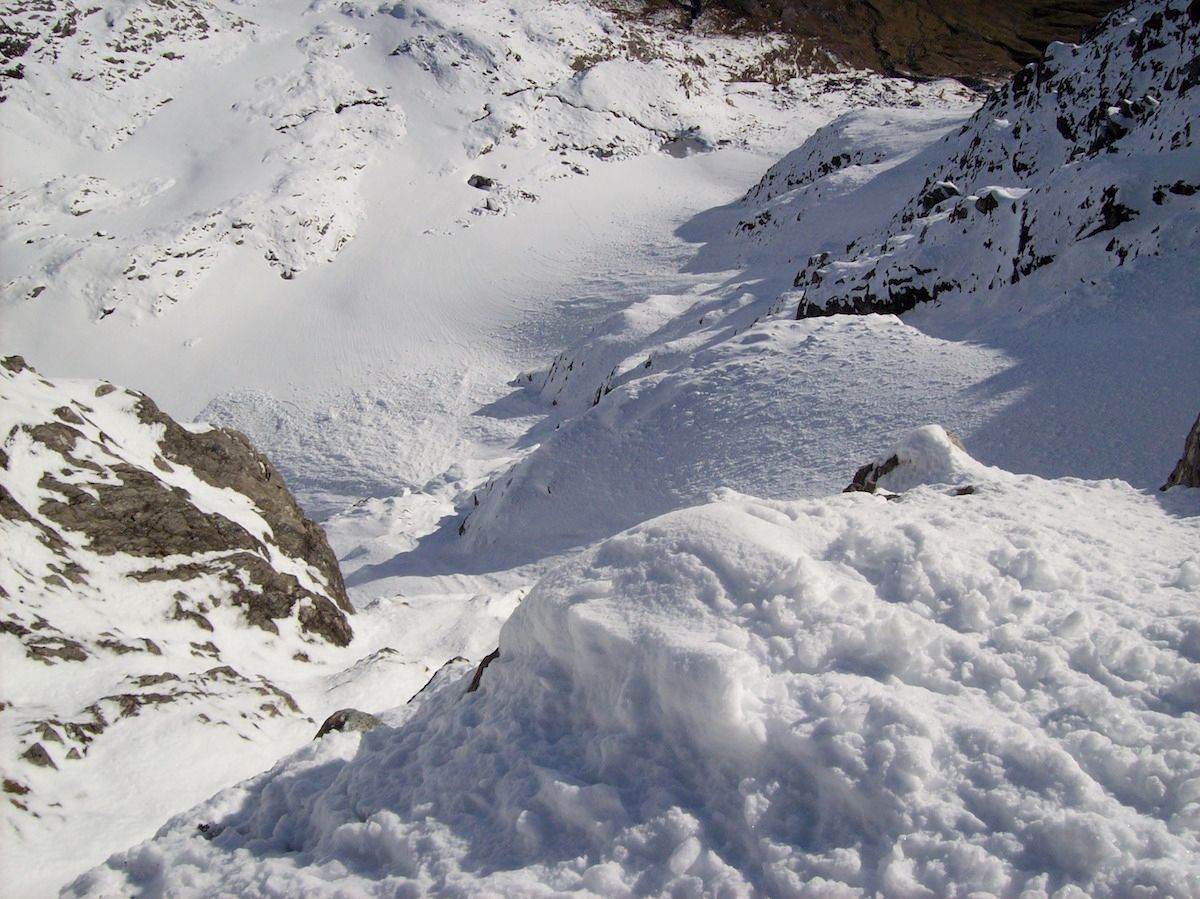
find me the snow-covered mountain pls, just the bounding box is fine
[778,0,1199,318]
[455,0,1198,561]
[0,355,362,892]
[1,0,1197,895]
[0,0,977,515]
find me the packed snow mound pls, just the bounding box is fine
[464,315,1011,558]
[735,0,1200,318]
[845,424,992,494]
[0,355,359,893]
[69,432,1200,897]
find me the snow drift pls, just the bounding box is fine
[68,428,1200,897]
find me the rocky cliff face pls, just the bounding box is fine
[0,355,353,855]
[622,0,1128,79]
[1163,413,1200,489]
[733,0,1199,320]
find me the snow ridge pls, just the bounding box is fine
[67,428,1200,897]
[775,0,1200,317]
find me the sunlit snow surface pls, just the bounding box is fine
[2,0,1199,893]
[68,429,1200,897]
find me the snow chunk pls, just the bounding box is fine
[852,424,999,493]
[69,443,1200,897]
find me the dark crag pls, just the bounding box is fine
[616,0,1129,80]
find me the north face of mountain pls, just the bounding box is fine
[620,0,1129,79]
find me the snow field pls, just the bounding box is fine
[67,428,1200,897]
[4,0,1199,894]
[464,313,1014,560]
[0,0,976,513]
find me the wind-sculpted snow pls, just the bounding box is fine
[68,428,1200,897]
[468,314,1012,558]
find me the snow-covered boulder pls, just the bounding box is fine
[844,425,982,494]
[0,355,355,892]
[67,430,1200,897]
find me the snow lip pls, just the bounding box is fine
[63,432,1200,898]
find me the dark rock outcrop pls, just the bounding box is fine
[845,454,901,494]
[134,391,351,617]
[466,648,501,694]
[622,0,1127,80]
[1,355,352,648]
[314,708,384,739]
[1162,413,1200,489]
[2,356,353,819]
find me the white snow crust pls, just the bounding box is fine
[67,429,1200,898]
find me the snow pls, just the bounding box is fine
[2,0,1199,894]
[65,429,1200,898]
[0,0,974,510]
[461,314,1014,559]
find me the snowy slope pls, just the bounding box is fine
[4,0,1198,894]
[455,0,1198,560]
[0,357,536,895]
[0,356,366,893]
[0,0,977,512]
[67,428,1200,897]
[782,0,1200,318]
[0,3,983,891]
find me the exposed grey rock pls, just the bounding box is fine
[3,778,30,796]
[1,356,352,647]
[844,454,900,494]
[1162,413,1200,489]
[20,743,56,769]
[466,648,501,694]
[1,357,358,810]
[919,179,960,213]
[315,708,384,739]
[134,391,351,618]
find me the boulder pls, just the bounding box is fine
[314,708,383,739]
[1162,413,1200,489]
